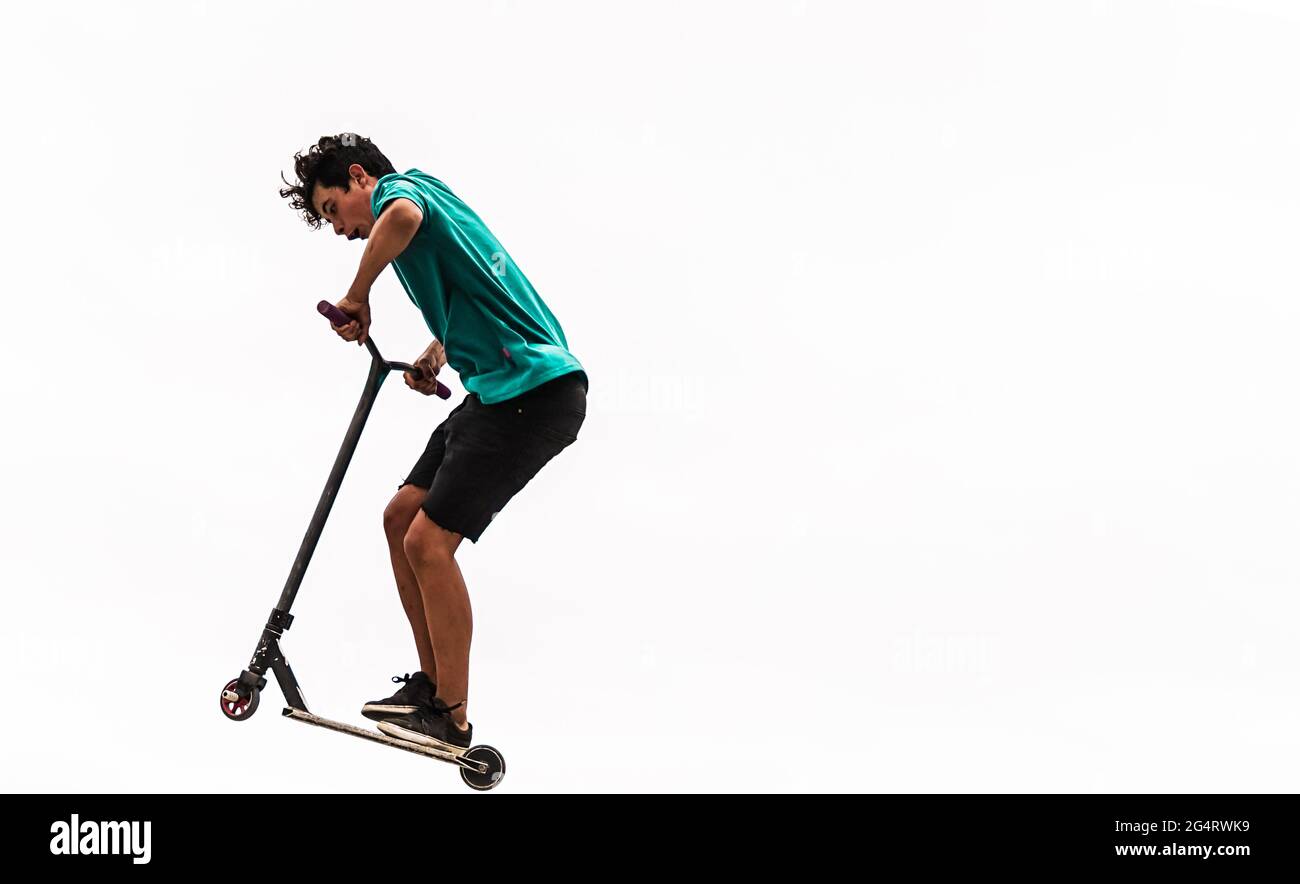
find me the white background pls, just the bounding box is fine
[2,0,1298,793]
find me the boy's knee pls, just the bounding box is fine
[403,509,462,563]
[384,485,425,536]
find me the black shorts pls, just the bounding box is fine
[399,370,588,543]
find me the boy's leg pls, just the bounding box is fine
[403,512,471,731]
[397,372,588,733]
[383,484,439,680]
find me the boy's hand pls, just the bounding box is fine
[330,295,371,346]
[405,341,447,395]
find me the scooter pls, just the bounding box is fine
[219,301,506,792]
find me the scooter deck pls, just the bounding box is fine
[282,707,488,774]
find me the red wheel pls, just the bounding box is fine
[220,678,260,721]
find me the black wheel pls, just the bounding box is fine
[460,745,506,791]
[220,678,260,721]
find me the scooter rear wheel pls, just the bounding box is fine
[460,745,506,791]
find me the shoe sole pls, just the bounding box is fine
[376,720,471,755]
[362,703,420,715]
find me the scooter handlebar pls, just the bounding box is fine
[316,301,451,399]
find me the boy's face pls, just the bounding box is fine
[312,163,377,241]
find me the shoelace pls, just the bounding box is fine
[392,673,437,688]
[391,673,438,702]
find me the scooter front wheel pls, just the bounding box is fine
[220,678,260,721]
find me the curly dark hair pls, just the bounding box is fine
[279,133,397,229]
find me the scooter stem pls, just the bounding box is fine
[272,303,451,614]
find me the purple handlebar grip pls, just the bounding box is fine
[317,300,354,327]
[316,300,452,400]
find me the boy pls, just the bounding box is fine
[279,133,588,755]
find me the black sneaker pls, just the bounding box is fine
[361,672,436,722]
[377,698,473,754]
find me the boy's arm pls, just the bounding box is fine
[405,338,448,395]
[345,198,424,303]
